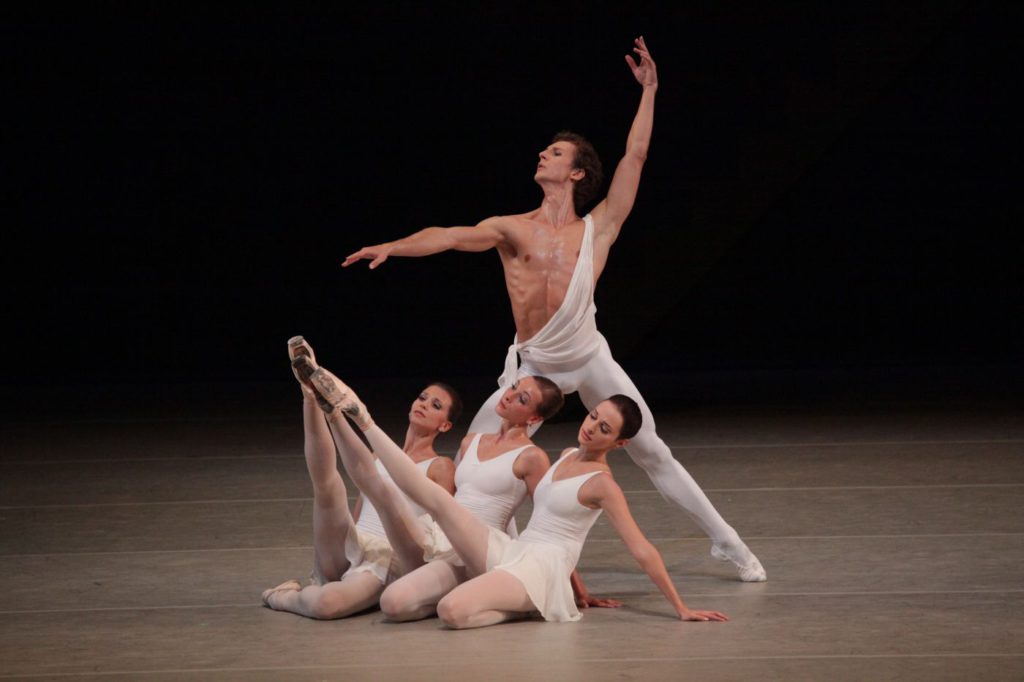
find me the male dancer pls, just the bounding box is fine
[344,37,764,581]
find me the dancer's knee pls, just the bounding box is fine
[436,593,473,629]
[379,582,424,621]
[627,432,676,474]
[311,475,348,506]
[308,591,351,620]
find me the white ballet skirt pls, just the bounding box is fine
[486,451,607,622]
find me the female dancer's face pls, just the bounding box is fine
[577,400,626,451]
[494,377,543,426]
[409,385,454,433]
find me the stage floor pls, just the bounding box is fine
[2,379,1023,680]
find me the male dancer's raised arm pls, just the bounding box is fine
[590,35,657,253]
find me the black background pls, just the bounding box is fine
[5,3,1021,408]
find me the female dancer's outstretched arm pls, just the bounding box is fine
[583,473,727,622]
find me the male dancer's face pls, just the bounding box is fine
[535,140,582,184]
[409,385,453,433]
[495,377,544,426]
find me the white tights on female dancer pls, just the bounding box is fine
[260,337,457,619]
[307,367,727,628]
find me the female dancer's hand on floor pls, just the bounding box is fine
[678,607,728,622]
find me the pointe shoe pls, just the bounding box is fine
[288,337,318,396]
[309,367,374,430]
[711,544,767,582]
[292,356,334,413]
[287,336,316,364]
[261,579,301,607]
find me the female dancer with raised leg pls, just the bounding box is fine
[260,337,458,619]
[289,344,611,620]
[306,365,727,627]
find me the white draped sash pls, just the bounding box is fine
[498,214,602,387]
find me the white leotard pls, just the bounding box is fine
[518,450,605,567]
[454,434,530,530]
[356,458,435,538]
[486,450,607,622]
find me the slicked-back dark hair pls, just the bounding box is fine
[531,375,565,421]
[606,394,642,440]
[552,131,603,210]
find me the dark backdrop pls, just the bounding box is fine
[5,3,1021,400]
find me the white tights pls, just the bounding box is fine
[468,338,756,566]
[362,424,535,628]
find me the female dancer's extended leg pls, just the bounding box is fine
[262,396,384,618]
[360,422,492,576]
[326,415,427,574]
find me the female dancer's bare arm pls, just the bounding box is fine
[585,475,727,622]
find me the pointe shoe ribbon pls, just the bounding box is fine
[309,367,375,431]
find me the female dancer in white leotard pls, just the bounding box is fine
[380,376,617,620]
[260,337,458,619]
[306,365,728,628]
[278,341,611,620]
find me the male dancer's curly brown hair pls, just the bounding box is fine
[552,131,603,210]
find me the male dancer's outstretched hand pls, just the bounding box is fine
[343,243,393,269]
[625,35,657,89]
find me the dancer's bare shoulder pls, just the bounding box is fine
[427,456,456,495]
[512,445,550,476]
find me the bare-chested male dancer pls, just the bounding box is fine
[345,37,765,581]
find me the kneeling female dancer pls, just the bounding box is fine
[261,337,458,619]
[306,365,728,628]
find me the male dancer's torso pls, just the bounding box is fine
[495,210,612,341]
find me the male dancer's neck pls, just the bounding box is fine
[537,183,579,228]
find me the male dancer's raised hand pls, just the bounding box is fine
[625,35,657,88]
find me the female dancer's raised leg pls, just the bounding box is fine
[326,411,428,575]
[260,343,386,619]
[311,368,492,577]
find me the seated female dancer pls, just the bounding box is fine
[380,373,619,620]
[260,337,458,619]
[287,343,612,620]
[305,365,728,628]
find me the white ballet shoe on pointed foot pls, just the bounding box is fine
[309,367,374,431]
[261,579,301,607]
[711,544,767,582]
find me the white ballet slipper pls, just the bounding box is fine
[261,579,301,607]
[711,544,767,582]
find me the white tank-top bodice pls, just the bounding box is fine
[454,434,530,530]
[356,457,435,537]
[519,450,605,568]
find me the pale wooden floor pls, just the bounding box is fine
[2,379,1023,680]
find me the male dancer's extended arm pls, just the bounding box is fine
[591,36,658,247]
[342,217,508,269]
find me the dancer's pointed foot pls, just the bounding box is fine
[288,336,316,363]
[711,544,767,582]
[292,355,335,413]
[262,579,302,608]
[288,336,319,397]
[309,367,374,430]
